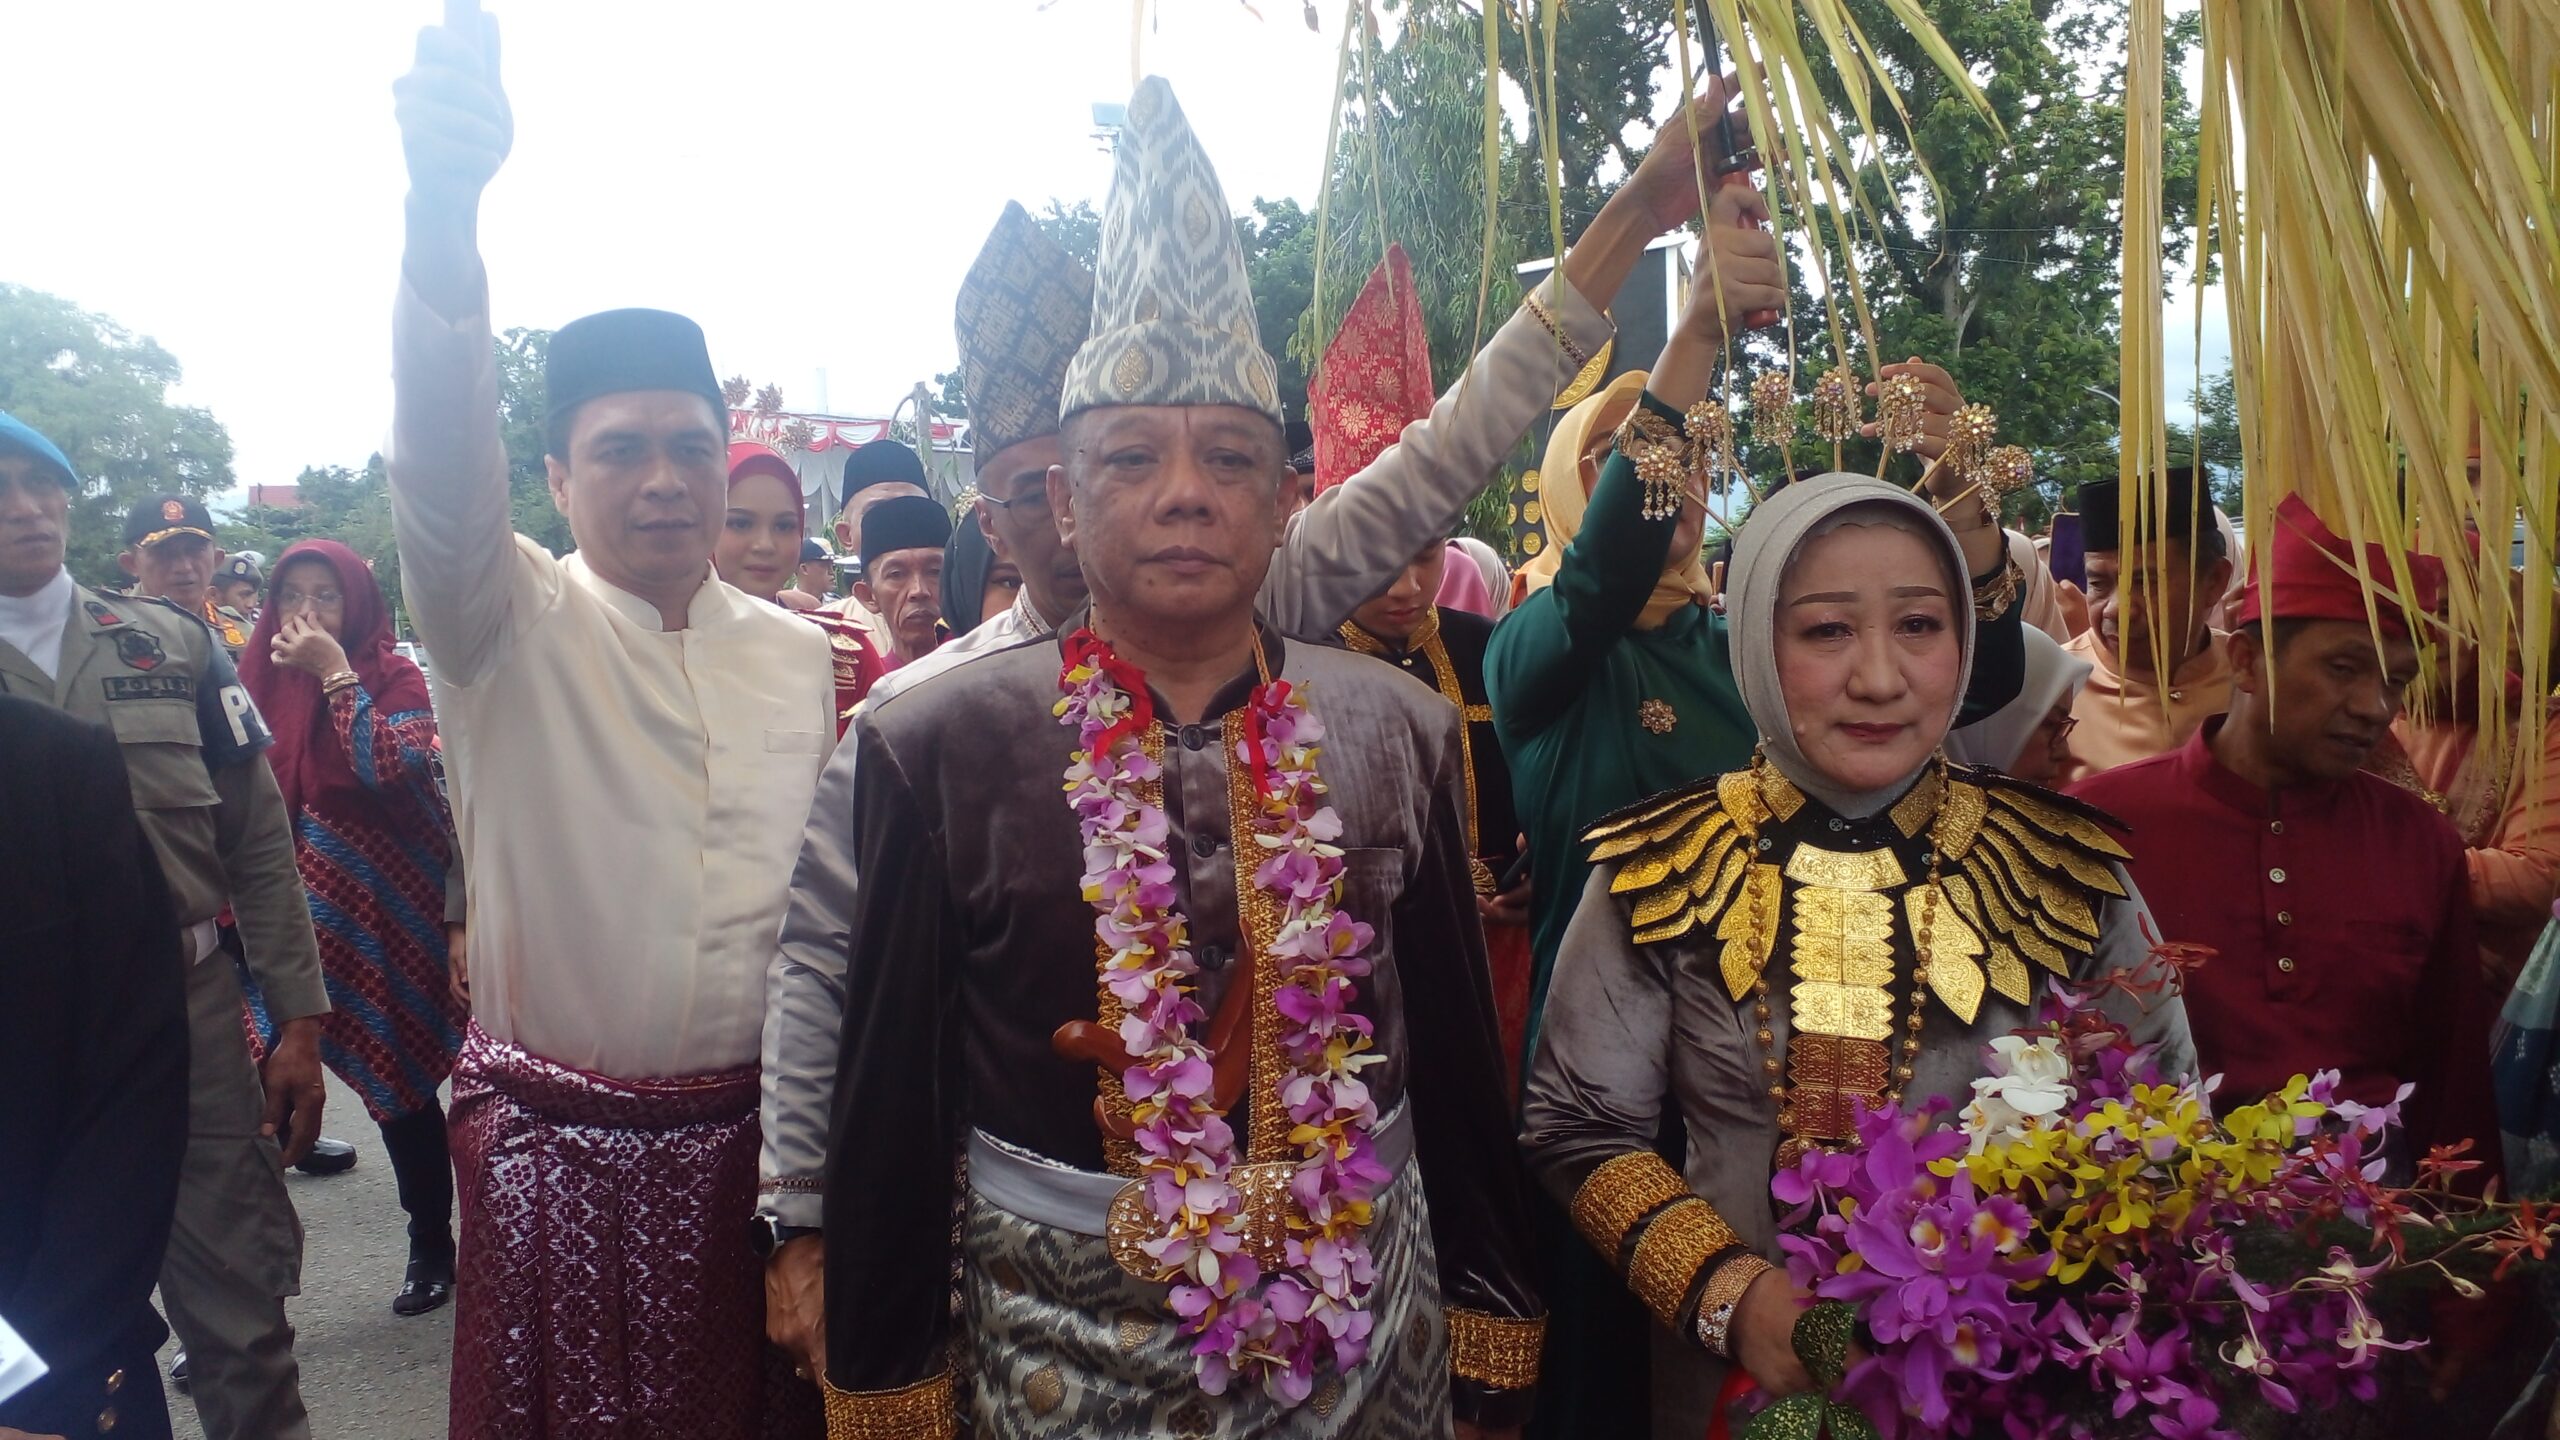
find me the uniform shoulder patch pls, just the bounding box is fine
[116,628,167,672]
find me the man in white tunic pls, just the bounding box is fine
[388,11,832,1437]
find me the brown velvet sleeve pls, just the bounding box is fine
[821,717,965,1412]
[1397,713,1545,1425]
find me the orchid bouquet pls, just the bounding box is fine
[1745,950,2544,1440]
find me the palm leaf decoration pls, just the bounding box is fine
[2122,0,2559,783]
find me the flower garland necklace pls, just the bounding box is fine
[1055,624,1390,1405]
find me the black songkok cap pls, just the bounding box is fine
[1284,418,1316,477]
[843,438,929,499]
[859,494,954,571]
[544,308,727,437]
[2075,476,2208,554]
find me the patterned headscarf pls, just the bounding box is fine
[239,539,436,826]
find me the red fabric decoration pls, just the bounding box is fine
[726,441,805,522]
[1311,245,1435,493]
[2231,493,2447,637]
[1061,627,1158,757]
[240,539,435,825]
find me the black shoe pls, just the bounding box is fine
[295,1135,358,1176]
[170,1350,190,1389]
[393,1248,455,1317]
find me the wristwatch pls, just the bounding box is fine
[749,1214,821,1260]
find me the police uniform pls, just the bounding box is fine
[123,494,253,658]
[0,586,327,1440]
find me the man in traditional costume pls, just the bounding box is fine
[1522,468,2192,1437]
[2071,495,2496,1172]
[810,77,1542,1439]
[758,79,1753,1358]
[2055,475,2234,782]
[850,493,950,668]
[1317,244,1533,1092]
[388,13,832,1436]
[823,439,934,628]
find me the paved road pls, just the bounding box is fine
[160,1072,453,1440]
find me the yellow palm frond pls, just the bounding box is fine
[2143,0,2560,787]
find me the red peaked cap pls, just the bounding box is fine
[2231,493,2446,638]
[1311,245,1434,493]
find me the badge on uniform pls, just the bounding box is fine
[84,599,124,627]
[116,629,167,672]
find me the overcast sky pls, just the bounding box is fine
[3,1,2223,504]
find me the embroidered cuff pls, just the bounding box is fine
[1567,1150,1693,1263]
[1447,1309,1544,1391]
[821,1371,955,1440]
[1627,1198,1741,1329]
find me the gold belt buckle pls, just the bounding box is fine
[1104,1160,1304,1281]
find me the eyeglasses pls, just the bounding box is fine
[981,489,1054,518]
[2037,714,2080,740]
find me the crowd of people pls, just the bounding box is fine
[2,8,2556,1440]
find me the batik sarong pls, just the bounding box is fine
[447,1023,820,1440]
[961,1157,1453,1439]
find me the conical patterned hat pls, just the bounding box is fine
[1059,76,1282,425]
[954,203,1094,470]
[1311,244,1434,492]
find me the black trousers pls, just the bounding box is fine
[378,1098,455,1254]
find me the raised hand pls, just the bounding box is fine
[395,1,510,213]
[1616,74,1748,234]
[394,0,510,317]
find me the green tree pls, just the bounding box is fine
[2164,367,2242,510]
[0,284,237,587]
[1237,198,1320,416]
[1773,0,2205,508]
[494,327,574,555]
[219,455,413,624]
[1030,199,1102,271]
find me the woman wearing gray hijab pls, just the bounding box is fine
[1519,473,2194,1437]
[1944,626,2095,782]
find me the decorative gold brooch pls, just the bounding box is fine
[1639,698,1678,735]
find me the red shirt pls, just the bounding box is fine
[803,610,886,736]
[2071,718,2495,1172]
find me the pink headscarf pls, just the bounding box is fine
[1435,541,1500,618]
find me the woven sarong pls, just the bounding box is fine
[447,1023,820,1440]
[961,1157,1454,1439]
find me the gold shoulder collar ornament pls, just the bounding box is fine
[1583,758,2132,1163]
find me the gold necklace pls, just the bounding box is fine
[1732,756,1947,1168]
